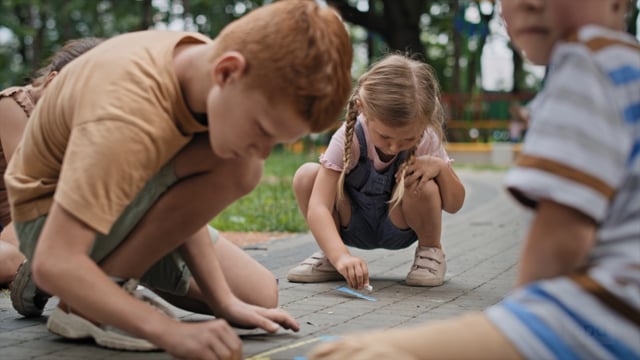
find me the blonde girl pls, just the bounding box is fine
[287,54,465,289]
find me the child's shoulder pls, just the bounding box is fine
[0,85,34,117]
[571,25,640,52]
[556,25,640,74]
[0,85,25,98]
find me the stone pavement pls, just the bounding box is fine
[0,169,530,359]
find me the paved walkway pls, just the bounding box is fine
[0,169,529,359]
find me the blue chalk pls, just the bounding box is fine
[335,286,377,301]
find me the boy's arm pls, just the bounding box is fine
[179,226,299,332]
[517,200,597,287]
[32,202,177,344]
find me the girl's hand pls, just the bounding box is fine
[400,156,444,190]
[334,254,369,289]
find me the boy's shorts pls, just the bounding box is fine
[15,162,219,296]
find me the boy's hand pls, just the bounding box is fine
[334,254,369,290]
[219,298,300,334]
[161,319,243,360]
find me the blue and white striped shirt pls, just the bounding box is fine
[487,25,640,360]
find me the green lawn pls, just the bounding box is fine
[208,148,494,233]
[209,149,320,232]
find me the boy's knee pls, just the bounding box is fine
[260,274,279,308]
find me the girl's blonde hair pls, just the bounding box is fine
[337,54,445,209]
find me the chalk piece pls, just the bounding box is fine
[335,286,377,301]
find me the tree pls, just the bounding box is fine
[327,0,497,95]
[328,0,426,56]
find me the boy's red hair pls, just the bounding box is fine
[213,0,353,132]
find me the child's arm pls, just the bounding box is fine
[31,203,233,357]
[0,97,30,163]
[179,226,300,331]
[307,166,369,289]
[517,200,597,287]
[405,155,465,213]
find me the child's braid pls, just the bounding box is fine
[389,144,418,210]
[337,91,359,203]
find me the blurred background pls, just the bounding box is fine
[1,0,638,143]
[1,0,638,234]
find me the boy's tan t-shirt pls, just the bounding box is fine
[5,31,210,234]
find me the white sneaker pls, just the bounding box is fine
[405,246,446,287]
[287,251,343,283]
[47,279,173,351]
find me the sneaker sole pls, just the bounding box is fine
[405,277,445,287]
[10,260,48,318]
[47,308,158,351]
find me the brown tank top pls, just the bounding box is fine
[0,85,35,227]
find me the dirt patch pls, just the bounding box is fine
[219,231,295,247]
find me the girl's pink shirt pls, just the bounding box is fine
[320,116,449,173]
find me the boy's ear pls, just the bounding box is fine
[211,51,246,86]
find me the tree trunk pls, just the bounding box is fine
[139,0,153,30]
[511,44,524,93]
[327,0,425,56]
[451,0,461,96]
[627,2,639,37]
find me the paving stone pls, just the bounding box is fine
[0,169,527,359]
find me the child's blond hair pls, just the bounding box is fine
[338,54,445,209]
[212,0,353,133]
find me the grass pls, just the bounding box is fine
[209,148,320,233]
[208,147,507,233]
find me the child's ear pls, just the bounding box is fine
[43,71,58,88]
[355,98,363,112]
[211,51,246,86]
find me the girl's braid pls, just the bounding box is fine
[389,144,417,210]
[337,91,359,203]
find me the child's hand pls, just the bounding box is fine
[160,319,243,360]
[334,254,369,289]
[401,156,443,191]
[219,297,300,334]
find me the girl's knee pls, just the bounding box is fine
[292,163,319,190]
[423,179,441,200]
[408,179,440,201]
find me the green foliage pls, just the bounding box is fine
[209,149,319,233]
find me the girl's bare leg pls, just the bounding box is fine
[390,179,443,248]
